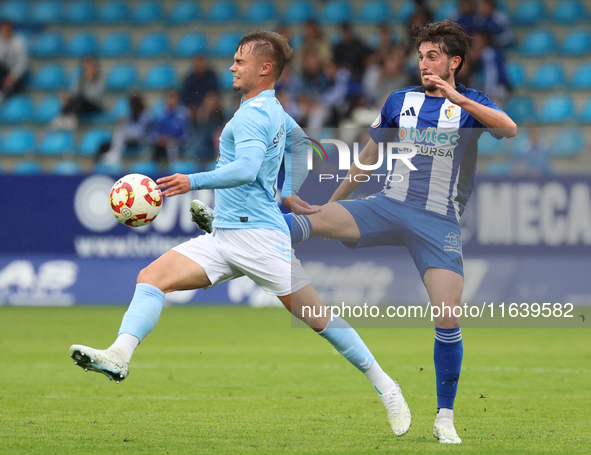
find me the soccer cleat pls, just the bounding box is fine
[379,382,411,436]
[70,345,129,383]
[190,199,216,233]
[433,417,462,444]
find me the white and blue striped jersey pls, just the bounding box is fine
[369,84,504,221]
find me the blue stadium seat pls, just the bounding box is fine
[220,70,235,91]
[579,97,591,123]
[531,62,565,90]
[138,32,170,58]
[13,161,43,175]
[168,160,200,174]
[0,1,28,24]
[128,161,161,175]
[31,64,66,91]
[538,95,575,124]
[143,64,177,89]
[290,33,304,51]
[512,0,545,25]
[320,0,353,24]
[214,32,242,57]
[169,1,201,24]
[562,30,591,56]
[39,131,74,156]
[32,1,63,24]
[52,160,82,175]
[150,98,166,119]
[434,1,458,21]
[31,32,63,58]
[176,33,208,57]
[34,96,61,124]
[100,32,133,57]
[106,64,138,91]
[207,1,240,21]
[245,1,276,22]
[478,133,507,157]
[66,32,97,57]
[504,96,536,124]
[505,61,527,89]
[78,129,111,156]
[1,129,35,155]
[485,161,512,176]
[99,1,129,23]
[0,95,33,124]
[282,1,315,24]
[572,63,591,89]
[553,0,586,24]
[63,1,96,24]
[94,162,123,175]
[110,95,131,120]
[395,0,417,24]
[550,129,586,158]
[519,30,556,56]
[132,1,163,24]
[358,0,392,23]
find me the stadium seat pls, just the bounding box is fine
[108,95,131,120]
[485,161,512,176]
[100,32,133,57]
[207,1,240,22]
[553,0,586,24]
[562,30,591,56]
[578,97,591,123]
[0,1,28,24]
[99,1,129,23]
[138,32,170,58]
[358,0,392,23]
[66,32,98,57]
[245,1,276,22]
[572,63,591,89]
[396,0,417,24]
[94,161,123,175]
[531,63,565,91]
[31,64,66,91]
[150,98,166,119]
[31,32,64,58]
[39,131,74,156]
[282,1,315,24]
[52,160,82,175]
[1,129,35,155]
[13,160,43,175]
[132,1,163,24]
[32,1,63,24]
[504,96,536,124]
[143,64,177,89]
[128,161,161,175]
[512,0,545,25]
[78,129,111,157]
[537,95,575,124]
[0,95,33,124]
[168,160,200,174]
[169,1,201,23]
[519,30,556,56]
[434,1,458,21]
[505,61,527,89]
[550,129,586,158]
[106,64,138,91]
[220,70,235,91]
[478,133,507,157]
[214,32,243,57]
[63,1,96,24]
[320,0,353,24]
[176,33,208,57]
[34,96,61,124]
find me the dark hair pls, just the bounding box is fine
[129,94,145,121]
[236,31,293,79]
[409,20,470,76]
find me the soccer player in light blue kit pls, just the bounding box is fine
[70,31,411,437]
[287,21,518,443]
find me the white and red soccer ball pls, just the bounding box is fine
[109,174,163,227]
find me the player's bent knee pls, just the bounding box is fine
[136,267,159,288]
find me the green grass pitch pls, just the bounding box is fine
[1,306,589,454]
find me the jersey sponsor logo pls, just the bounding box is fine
[401,106,417,117]
[444,105,457,120]
[371,114,381,128]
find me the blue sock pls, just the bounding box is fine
[319,317,375,372]
[283,213,291,229]
[118,283,165,342]
[434,327,463,409]
[290,214,312,243]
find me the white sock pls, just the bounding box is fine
[363,361,396,395]
[108,333,139,363]
[437,408,454,421]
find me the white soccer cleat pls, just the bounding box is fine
[190,199,216,233]
[379,382,411,436]
[70,345,129,383]
[433,417,462,444]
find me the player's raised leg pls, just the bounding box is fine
[289,202,361,243]
[423,267,464,444]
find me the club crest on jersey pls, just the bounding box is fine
[371,114,381,128]
[444,105,457,120]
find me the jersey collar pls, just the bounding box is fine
[413,83,467,95]
[240,89,276,106]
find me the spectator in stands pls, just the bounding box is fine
[95,94,152,164]
[332,23,370,80]
[179,55,219,117]
[455,0,477,36]
[275,64,303,120]
[404,1,434,84]
[473,0,514,48]
[366,24,398,67]
[468,30,509,105]
[512,129,551,177]
[363,47,410,107]
[293,21,332,71]
[191,91,225,164]
[53,57,104,130]
[150,90,190,165]
[0,20,28,99]
[300,53,330,99]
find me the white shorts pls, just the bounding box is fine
[172,228,311,297]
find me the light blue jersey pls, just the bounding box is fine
[213,89,288,235]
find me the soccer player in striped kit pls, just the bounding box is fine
[289,20,517,443]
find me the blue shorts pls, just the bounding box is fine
[337,193,464,279]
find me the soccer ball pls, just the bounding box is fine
[109,174,163,227]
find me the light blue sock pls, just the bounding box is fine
[118,283,165,342]
[290,214,312,243]
[434,326,463,409]
[319,316,375,372]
